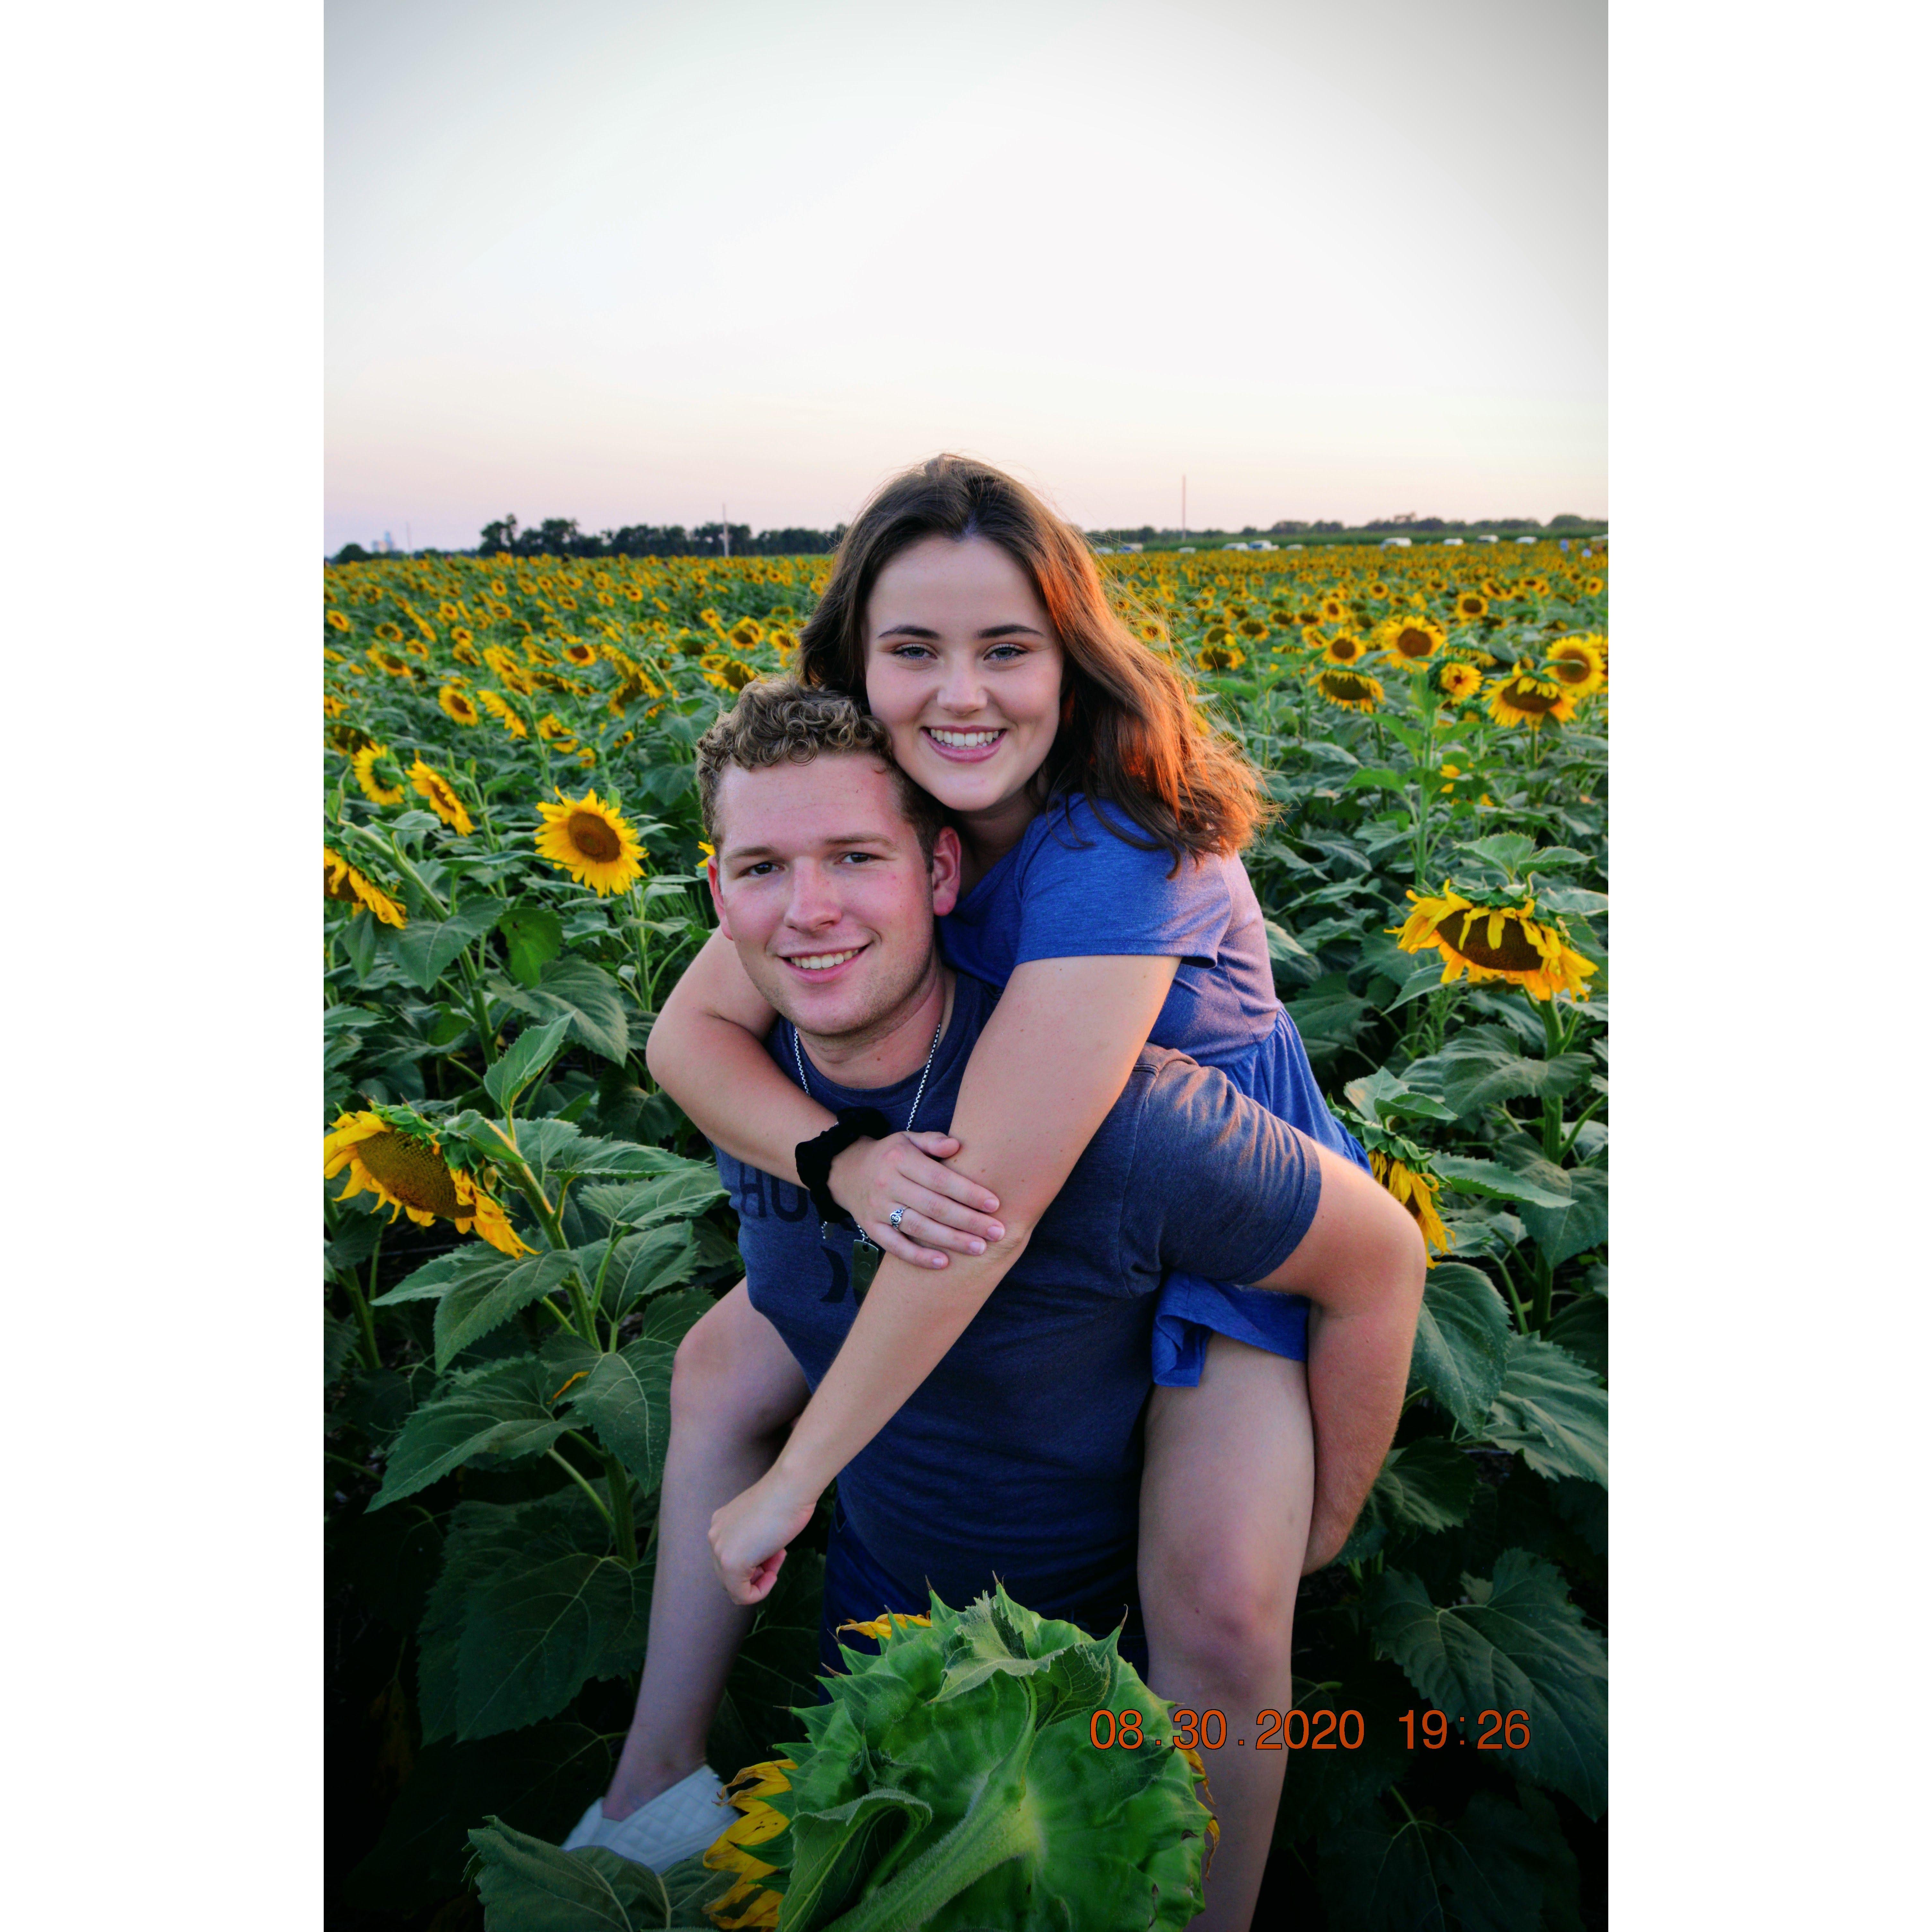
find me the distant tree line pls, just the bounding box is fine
[1083,513,1604,546]
[471,515,848,560]
[329,508,1603,566]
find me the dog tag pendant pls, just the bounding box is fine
[850,1235,883,1301]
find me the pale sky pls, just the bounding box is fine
[325,0,1606,551]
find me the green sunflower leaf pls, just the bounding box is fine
[465,1814,688,1928]
[502,953,630,1064]
[1402,1044,1591,1118]
[1509,1156,1608,1267]
[434,1249,578,1371]
[391,900,503,994]
[1363,1551,1608,1818]
[484,1012,575,1109]
[1433,1153,1572,1209]
[578,1161,728,1231]
[345,1724,613,1914]
[598,1226,704,1318]
[1316,1789,1553,1932]
[1485,1335,1608,1487]
[1406,1263,1513,1433]
[498,903,566,989]
[370,1357,571,1509]
[1365,1438,1480,1536]
[539,1330,679,1484]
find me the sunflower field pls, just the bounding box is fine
[324,537,1608,1931]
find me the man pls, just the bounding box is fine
[567,682,1424,1926]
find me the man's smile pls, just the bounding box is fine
[781,943,869,977]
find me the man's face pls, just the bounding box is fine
[707,753,961,1044]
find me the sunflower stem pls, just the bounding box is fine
[381,831,450,918]
[337,1264,382,1372]
[1492,1249,1532,1334]
[1529,1251,1555,1331]
[545,1447,615,1532]
[604,1452,639,1567]
[1559,1093,1607,1162]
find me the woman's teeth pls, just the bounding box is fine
[791,948,860,970]
[927,728,1003,748]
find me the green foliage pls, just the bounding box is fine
[325,544,1606,1927]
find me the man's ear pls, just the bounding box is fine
[706,854,735,940]
[927,825,963,918]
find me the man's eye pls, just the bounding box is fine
[743,861,777,877]
[839,852,876,865]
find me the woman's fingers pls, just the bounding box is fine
[899,1136,1000,1213]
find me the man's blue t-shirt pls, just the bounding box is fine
[936,792,1371,1384]
[716,971,1320,1626]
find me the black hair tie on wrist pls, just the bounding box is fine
[795,1107,891,1231]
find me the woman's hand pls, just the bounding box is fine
[827,1131,1005,1268]
[708,1469,821,1605]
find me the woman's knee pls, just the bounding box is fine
[1142,1533,1297,1688]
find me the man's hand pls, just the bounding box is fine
[707,1468,821,1605]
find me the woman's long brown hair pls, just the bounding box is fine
[796,454,1271,866]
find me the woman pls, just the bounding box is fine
[626,456,1375,1928]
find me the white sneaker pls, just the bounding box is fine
[561,1764,735,1871]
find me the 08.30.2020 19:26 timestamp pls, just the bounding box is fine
[1085,1707,1533,1752]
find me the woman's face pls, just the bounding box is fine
[863,535,1065,838]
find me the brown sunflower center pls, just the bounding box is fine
[357,1131,460,1216]
[1331,637,1363,661]
[1546,657,1592,685]
[567,812,624,862]
[1441,909,1545,972]
[1503,681,1561,715]
[1321,671,1374,700]
[325,866,360,905]
[1394,627,1435,658]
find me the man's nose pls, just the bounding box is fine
[785,862,842,927]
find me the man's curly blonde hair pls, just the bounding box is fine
[695,678,946,858]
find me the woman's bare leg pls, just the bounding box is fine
[1138,1337,1314,1932]
[599,1281,809,1819]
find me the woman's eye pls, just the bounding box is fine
[885,643,934,661]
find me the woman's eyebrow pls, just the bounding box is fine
[874,621,1046,640]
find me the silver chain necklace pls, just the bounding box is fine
[793,1013,944,1135]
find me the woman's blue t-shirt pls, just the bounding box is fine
[938,791,1373,1384]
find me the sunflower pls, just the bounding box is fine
[409,758,473,835]
[561,640,599,667]
[1319,593,1348,623]
[438,684,481,726]
[1312,667,1384,713]
[1236,615,1271,641]
[1369,1149,1453,1261]
[450,638,482,667]
[449,625,474,648]
[324,846,406,927]
[717,658,760,692]
[365,645,414,679]
[477,689,529,738]
[704,1759,796,1928]
[1453,591,1488,620]
[1379,614,1445,663]
[1486,671,1579,729]
[1394,886,1598,1001]
[1136,619,1168,644]
[1544,635,1606,696]
[350,743,406,805]
[534,788,645,894]
[323,1110,530,1256]
[484,646,534,696]
[373,621,405,643]
[327,609,351,633]
[1436,661,1483,703]
[729,617,764,650]
[1322,632,1368,667]
[1197,642,1245,672]
[438,602,463,622]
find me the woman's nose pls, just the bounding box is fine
[937,653,985,714]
